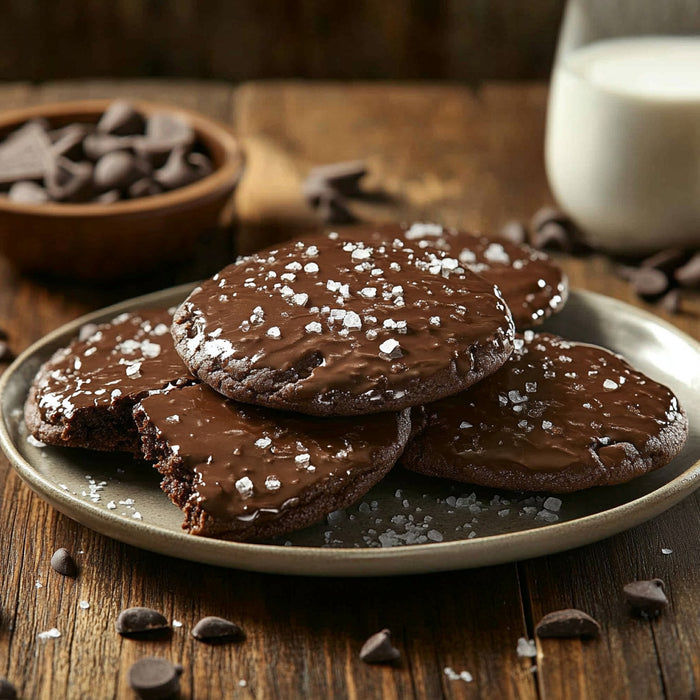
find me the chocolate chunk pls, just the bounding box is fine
[0,679,17,700]
[640,248,690,274]
[535,609,601,638]
[500,219,528,245]
[45,158,93,202]
[191,616,245,644]
[97,100,145,136]
[307,160,367,196]
[631,267,669,299]
[359,629,401,664]
[188,152,213,179]
[532,221,572,252]
[50,125,88,161]
[116,607,170,637]
[50,547,77,577]
[83,133,135,161]
[154,146,202,190]
[94,189,121,204]
[145,112,194,149]
[0,341,15,363]
[94,151,149,192]
[316,189,357,225]
[0,121,52,185]
[128,178,163,199]
[623,578,668,617]
[659,288,682,314]
[128,658,183,700]
[302,177,334,208]
[674,252,700,288]
[530,206,570,233]
[8,180,49,203]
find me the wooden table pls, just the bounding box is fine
[0,80,697,700]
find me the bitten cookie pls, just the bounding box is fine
[25,309,193,454]
[401,332,688,492]
[171,233,515,416]
[343,222,568,329]
[133,382,411,541]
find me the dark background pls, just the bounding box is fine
[0,0,565,83]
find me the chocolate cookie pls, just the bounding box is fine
[172,233,515,416]
[343,223,568,329]
[133,383,411,541]
[25,310,193,454]
[401,332,688,492]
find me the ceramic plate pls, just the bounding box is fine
[0,285,698,576]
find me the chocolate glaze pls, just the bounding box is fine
[172,232,515,415]
[135,383,410,538]
[342,222,568,329]
[402,332,688,492]
[25,309,193,451]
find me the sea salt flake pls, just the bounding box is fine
[543,496,562,512]
[429,316,441,327]
[235,476,254,498]
[266,326,281,339]
[255,437,272,449]
[79,600,90,610]
[265,475,281,491]
[304,262,319,273]
[542,420,553,430]
[379,338,402,359]
[517,637,537,658]
[292,293,309,306]
[343,311,362,329]
[38,628,61,640]
[661,547,673,555]
[603,379,618,390]
[305,321,322,334]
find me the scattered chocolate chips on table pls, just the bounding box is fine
[359,629,401,664]
[0,100,213,204]
[128,658,183,700]
[303,160,367,224]
[623,579,669,618]
[191,616,245,644]
[116,607,170,638]
[535,609,601,639]
[50,547,77,577]
[0,678,17,700]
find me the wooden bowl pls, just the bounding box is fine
[0,99,244,281]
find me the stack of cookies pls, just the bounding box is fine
[25,223,688,541]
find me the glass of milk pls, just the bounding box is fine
[545,0,700,253]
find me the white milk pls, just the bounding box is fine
[546,36,700,253]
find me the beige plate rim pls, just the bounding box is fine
[0,285,698,577]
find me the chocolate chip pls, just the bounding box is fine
[154,146,202,190]
[500,219,528,246]
[191,616,245,644]
[128,178,163,199]
[8,180,49,203]
[94,151,149,192]
[50,125,89,161]
[631,267,669,299]
[535,609,601,638]
[50,547,77,577]
[0,341,15,363]
[530,206,570,233]
[0,121,52,185]
[128,658,183,700]
[623,578,668,618]
[83,133,135,161]
[0,679,17,700]
[640,248,690,274]
[45,158,93,203]
[532,221,572,252]
[359,628,401,664]
[94,189,121,204]
[97,100,145,136]
[307,160,367,196]
[116,607,170,638]
[316,189,357,225]
[145,112,194,149]
[674,252,700,288]
[659,288,682,314]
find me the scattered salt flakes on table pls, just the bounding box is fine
[444,667,473,682]
[79,601,90,610]
[172,619,183,628]
[661,547,673,555]
[516,638,537,658]
[38,628,61,640]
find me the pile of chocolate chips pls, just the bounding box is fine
[0,100,213,204]
[501,207,700,314]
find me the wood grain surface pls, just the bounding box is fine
[0,80,697,700]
